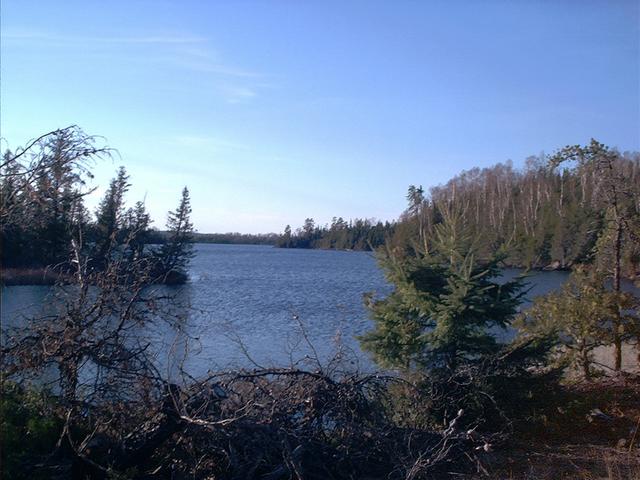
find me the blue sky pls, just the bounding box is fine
[2,1,638,233]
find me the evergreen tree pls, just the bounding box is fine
[360,206,555,430]
[36,131,90,266]
[516,267,618,379]
[282,224,292,248]
[406,185,428,252]
[301,218,315,248]
[550,140,640,370]
[124,200,152,259]
[158,187,194,282]
[1,127,102,269]
[0,150,28,267]
[92,166,130,269]
[276,216,393,250]
[361,208,525,372]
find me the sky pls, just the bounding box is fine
[1,1,639,234]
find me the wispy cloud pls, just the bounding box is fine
[219,85,258,104]
[3,28,271,104]
[165,46,262,78]
[1,29,205,45]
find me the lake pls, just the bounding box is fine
[2,244,636,376]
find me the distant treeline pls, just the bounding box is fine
[275,217,395,250]
[148,231,279,245]
[278,146,640,276]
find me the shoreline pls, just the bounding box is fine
[1,268,70,286]
[1,268,188,287]
[2,263,638,287]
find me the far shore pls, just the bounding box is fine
[1,268,70,286]
[2,248,638,287]
[1,267,189,287]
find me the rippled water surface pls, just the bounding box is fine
[2,245,393,374]
[6,244,634,375]
[172,244,392,372]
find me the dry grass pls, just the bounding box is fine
[471,374,640,479]
[510,446,640,479]
[441,445,640,479]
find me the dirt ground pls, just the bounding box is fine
[477,374,640,479]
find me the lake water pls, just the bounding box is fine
[2,244,636,376]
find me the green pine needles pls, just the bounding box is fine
[361,207,525,372]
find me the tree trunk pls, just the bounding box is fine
[581,349,591,381]
[61,359,79,403]
[613,221,622,371]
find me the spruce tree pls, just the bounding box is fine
[92,166,130,269]
[361,208,525,372]
[159,187,194,283]
[359,207,558,430]
[124,200,152,259]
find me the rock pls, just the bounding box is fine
[544,260,562,271]
[587,408,613,422]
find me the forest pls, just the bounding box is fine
[275,217,394,250]
[1,127,195,285]
[279,147,640,278]
[188,231,279,245]
[1,129,640,479]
